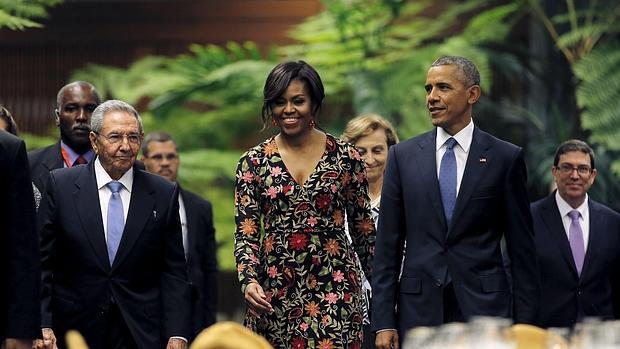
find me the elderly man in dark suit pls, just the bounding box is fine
[36,100,190,349]
[141,131,218,337]
[28,81,100,193]
[0,130,40,349]
[532,139,620,328]
[372,56,540,349]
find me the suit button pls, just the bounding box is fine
[435,279,442,287]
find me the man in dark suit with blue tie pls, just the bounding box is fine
[531,139,620,328]
[372,56,540,349]
[141,131,218,337]
[36,100,190,349]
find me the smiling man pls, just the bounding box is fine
[36,100,190,349]
[531,139,620,328]
[372,56,540,349]
[29,81,100,193]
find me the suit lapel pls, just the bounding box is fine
[73,162,109,271]
[449,127,490,232]
[419,129,447,229]
[540,193,579,277]
[42,141,64,171]
[112,170,155,270]
[180,189,195,260]
[581,199,601,279]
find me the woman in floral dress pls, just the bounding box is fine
[234,61,376,348]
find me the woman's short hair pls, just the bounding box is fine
[0,105,19,136]
[341,113,399,147]
[261,61,325,126]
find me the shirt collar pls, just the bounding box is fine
[94,157,134,193]
[555,190,588,218]
[60,140,95,164]
[436,118,474,152]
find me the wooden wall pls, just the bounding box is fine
[0,0,322,134]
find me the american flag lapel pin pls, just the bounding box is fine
[479,156,487,163]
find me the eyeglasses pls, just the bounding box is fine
[147,153,178,162]
[95,132,141,145]
[556,163,592,176]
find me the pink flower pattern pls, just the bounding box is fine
[234,134,373,348]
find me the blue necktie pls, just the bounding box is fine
[439,138,457,225]
[107,181,125,265]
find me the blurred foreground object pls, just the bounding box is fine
[510,324,547,349]
[65,330,89,349]
[190,322,272,349]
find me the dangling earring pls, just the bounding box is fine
[271,118,277,126]
[309,119,316,128]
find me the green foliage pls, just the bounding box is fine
[176,148,241,271]
[0,0,61,31]
[20,132,57,151]
[574,42,620,175]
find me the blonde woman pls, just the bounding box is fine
[341,114,399,349]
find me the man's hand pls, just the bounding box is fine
[165,338,187,349]
[32,328,57,349]
[3,338,32,349]
[244,282,273,316]
[376,330,399,349]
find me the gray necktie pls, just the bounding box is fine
[568,210,585,275]
[107,181,125,265]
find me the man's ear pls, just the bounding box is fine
[468,85,481,105]
[54,109,60,127]
[89,132,98,154]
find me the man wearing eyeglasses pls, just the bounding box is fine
[36,100,190,349]
[531,139,620,328]
[141,131,218,339]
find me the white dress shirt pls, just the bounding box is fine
[555,191,590,251]
[95,158,133,240]
[436,119,474,196]
[178,192,189,259]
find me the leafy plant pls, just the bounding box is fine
[0,0,62,31]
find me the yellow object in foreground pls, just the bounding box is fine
[191,322,273,349]
[65,330,89,349]
[511,324,568,349]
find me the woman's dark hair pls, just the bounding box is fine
[0,105,19,136]
[261,61,325,126]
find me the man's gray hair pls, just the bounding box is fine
[90,100,144,134]
[431,56,481,87]
[141,131,177,156]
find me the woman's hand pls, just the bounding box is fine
[244,282,273,316]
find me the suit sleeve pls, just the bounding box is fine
[201,200,218,327]
[38,173,59,328]
[6,139,41,338]
[504,148,540,324]
[371,145,406,332]
[161,184,191,339]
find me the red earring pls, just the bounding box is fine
[271,118,277,126]
[309,119,316,128]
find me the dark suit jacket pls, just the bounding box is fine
[28,141,63,193]
[0,131,40,340]
[532,193,620,328]
[372,127,540,333]
[38,161,190,349]
[180,188,218,337]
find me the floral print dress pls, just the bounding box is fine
[234,134,376,349]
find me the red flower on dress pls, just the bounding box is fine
[292,337,305,349]
[316,194,332,211]
[289,233,308,250]
[332,270,345,283]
